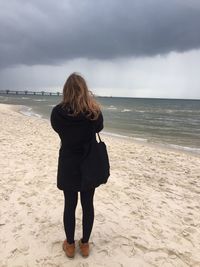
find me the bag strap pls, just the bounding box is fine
[97,132,102,142]
[91,120,102,143]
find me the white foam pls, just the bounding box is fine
[136,110,145,113]
[103,131,131,139]
[165,109,174,113]
[121,109,132,112]
[103,131,200,155]
[33,99,47,102]
[20,106,42,118]
[168,144,200,154]
[102,131,148,142]
[133,137,148,142]
[107,105,117,110]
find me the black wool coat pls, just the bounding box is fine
[50,104,104,191]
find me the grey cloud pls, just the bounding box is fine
[1,0,200,69]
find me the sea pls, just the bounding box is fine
[0,93,200,155]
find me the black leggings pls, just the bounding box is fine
[63,188,95,244]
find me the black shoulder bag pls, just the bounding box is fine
[80,132,110,191]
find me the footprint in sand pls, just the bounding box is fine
[75,263,89,267]
[133,241,149,253]
[183,216,193,224]
[168,250,178,259]
[96,213,105,223]
[113,235,136,257]
[9,248,22,259]
[98,249,109,256]
[11,224,24,233]
[51,240,63,255]
[15,240,30,256]
[18,201,26,205]
[182,226,197,235]
[113,235,132,244]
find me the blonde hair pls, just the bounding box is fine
[61,72,101,120]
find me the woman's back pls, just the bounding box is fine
[50,72,106,258]
[51,103,103,151]
[50,72,104,191]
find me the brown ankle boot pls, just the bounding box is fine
[63,240,75,258]
[78,239,89,257]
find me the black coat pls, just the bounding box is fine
[50,104,104,191]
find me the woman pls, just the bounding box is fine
[50,73,103,258]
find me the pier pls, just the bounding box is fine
[0,90,62,96]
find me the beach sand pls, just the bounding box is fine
[0,103,200,267]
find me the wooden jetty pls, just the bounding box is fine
[0,90,62,96]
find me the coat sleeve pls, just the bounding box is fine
[94,111,104,133]
[50,107,60,133]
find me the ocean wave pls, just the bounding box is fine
[33,99,47,102]
[102,131,131,139]
[121,109,132,112]
[133,137,148,142]
[135,110,145,113]
[20,106,42,118]
[107,105,117,110]
[102,131,148,142]
[168,144,200,154]
[165,109,174,113]
[0,98,9,102]
[103,130,200,155]
[21,97,30,99]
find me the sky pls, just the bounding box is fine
[0,0,200,99]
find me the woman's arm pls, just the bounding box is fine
[50,107,60,133]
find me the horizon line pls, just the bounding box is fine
[0,89,199,101]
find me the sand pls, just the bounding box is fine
[0,103,200,267]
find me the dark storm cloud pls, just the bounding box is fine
[1,0,200,69]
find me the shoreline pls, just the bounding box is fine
[3,102,200,158]
[2,99,200,157]
[1,102,200,266]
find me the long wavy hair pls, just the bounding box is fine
[61,72,101,120]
